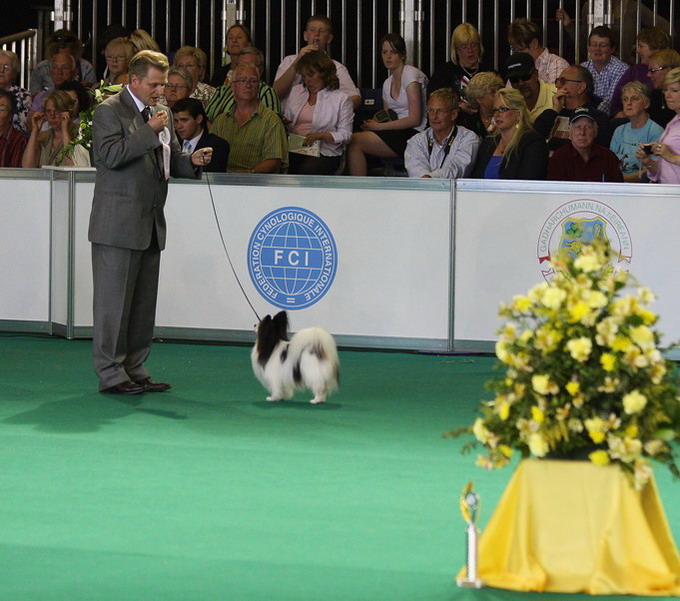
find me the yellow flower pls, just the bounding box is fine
[633,458,652,490]
[574,253,601,273]
[629,325,655,350]
[495,341,511,364]
[499,444,514,459]
[569,301,591,323]
[566,381,580,396]
[512,295,532,313]
[644,440,664,456]
[498,399,511,421]
[472,418,492,444]
[531,375,550,395]
[585,417,606,444]
[528,432,549,457]
[638,309,656,326]
[531,406,545,423]
[566,337,593,362]
[586,290,608,309]
[518,329,534,344]
[597,376,620,393]
[541,286,567,310]
[596,317,619,346]
[638,287,656,305]
[622,390,647,415]
[600,353,616,372]
[528,282,549,303]
[608,435,643,463]
[611,335,632,352]
[499,322,517,342]
[588,449,610,466]
[625,423,639,438]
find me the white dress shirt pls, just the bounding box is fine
[405,124,480,179]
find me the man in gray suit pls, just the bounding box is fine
[89,50,213,395]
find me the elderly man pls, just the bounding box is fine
[0,50,32,134]
[30,53,77,115]
[534,64,612,151]
[505,52,556,123]
[404,88,479,179]
[581,26,628,115]
[89,50,212,395]
[211,63,287,173]
[205,47,280,122]
[273,14,360,109]
[508,18,569,85]
[547,107,623,182]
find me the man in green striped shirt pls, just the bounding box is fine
[211,63,287,173]
[205,47,281,122]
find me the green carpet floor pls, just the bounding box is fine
[0,335,677,601]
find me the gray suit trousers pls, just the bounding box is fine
[92,237,161,390]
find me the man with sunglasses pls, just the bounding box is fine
[505,53,555,123]
[534,65,612,152]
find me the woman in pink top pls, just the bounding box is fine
[282,51,353,175]
[637,67,680,184]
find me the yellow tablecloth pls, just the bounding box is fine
[458,459,680,595]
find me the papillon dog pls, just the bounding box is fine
[251,311,339,404]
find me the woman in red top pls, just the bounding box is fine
[0,90,26,167]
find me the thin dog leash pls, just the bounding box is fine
[204,172,262,322]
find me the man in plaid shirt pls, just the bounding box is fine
[581,26,628,116]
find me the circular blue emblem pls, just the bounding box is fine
[247,206,338,309]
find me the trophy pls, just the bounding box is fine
[456,481,484,588]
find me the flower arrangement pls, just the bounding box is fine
[56,82,123,166]
[456,241,680,489]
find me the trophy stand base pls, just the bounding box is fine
[456,578,484,589]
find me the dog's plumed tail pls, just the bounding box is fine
[286,327,339,404]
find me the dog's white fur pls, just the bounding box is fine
[252,324,339,404]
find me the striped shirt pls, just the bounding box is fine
[205,81,280,122]
[581,56,628,116]
[0,125,27,167]
[211,103,288,172]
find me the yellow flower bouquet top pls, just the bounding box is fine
[457,242,680,489]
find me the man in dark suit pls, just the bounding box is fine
[171,97,230,172]
[89,50,214,395]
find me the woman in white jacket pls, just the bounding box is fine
[282,50,354,175]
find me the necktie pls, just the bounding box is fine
[183,140,192,153]
[141,106,151,122]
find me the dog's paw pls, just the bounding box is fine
[266,396,282,402]
[310,397,326,404]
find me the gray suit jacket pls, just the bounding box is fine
[88,87,199,251]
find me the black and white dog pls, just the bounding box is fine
[251,311,339,404]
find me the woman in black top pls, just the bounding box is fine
[470,88,548,180]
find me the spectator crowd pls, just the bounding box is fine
[2,10,680,184]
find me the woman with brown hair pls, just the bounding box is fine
[210,24,253,88]
[282,50,354,175]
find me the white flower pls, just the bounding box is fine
[541,287,567,310]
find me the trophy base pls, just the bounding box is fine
[456,578,484,589]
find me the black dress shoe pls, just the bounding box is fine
[135,378,171,392]
[102,381,146,395]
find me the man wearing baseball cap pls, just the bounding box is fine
[505,52,556,123]
[547,106,623,182]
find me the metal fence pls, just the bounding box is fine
[0,30,38,90]
[37,0,678,90]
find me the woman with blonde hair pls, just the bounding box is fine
[637,67,680,184]
[459,71,504,137]
[645,49,680,128]
[173,46,216,105]
[428,23,493,96]
[129,29,160,53]
[102,37,135,85]
[470,88,548,179]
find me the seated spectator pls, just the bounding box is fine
[205,47,280,122]
[171,98,229,172]
[0,49,31,134]
[347,33,427,176]
[548,107,623,182]
[610,26,672,117]
[458,71,503,137]
[505,52,557,123]
[282,51,353,175]
[507,18,569,85]
[274,14,360,109]
[637,67,680,184]
[0,90,27,167]
[404,88,479,179]
[129,29,161,54]
[30,53,77,115]
[29,29,96,94]
[610,82,663,181]
[211,63,287,173]
[162,67,193,109]
[533,65,612,151]
[57,80,92,123]
[428,23,493,97]
[102,37,135,85]
[470,87,548,180]
[95,24,129,80]
[173,46,216,106]
[580,26,627,115]
[22,90,87,167]
[210,24,252,88]
[646,49,680,128]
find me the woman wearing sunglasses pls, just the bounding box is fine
[470,88,548,180]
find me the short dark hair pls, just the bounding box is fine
[380,33,407,61]
[171,97,206,122]
[57,80,92,112]
[637,26,672,52]
[589,25,616,49]
[508,18,541,48]
[573,64,594,98]
[306,15,333,34]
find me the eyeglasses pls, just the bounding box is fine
[648,65,668,73]
[44,109,60,116]
[491,106,513,114]
[177,63,198,70]
[426,108,455,116]
[233,78,259,85]
[105,55,127,62]
[457,43,479,52]
[0,65,12,72]
[555,77,582,86]
[0,106,9,113]
[509,73,532,84]
[164,83,189,90]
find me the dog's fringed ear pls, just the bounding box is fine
[273,311,289,339]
